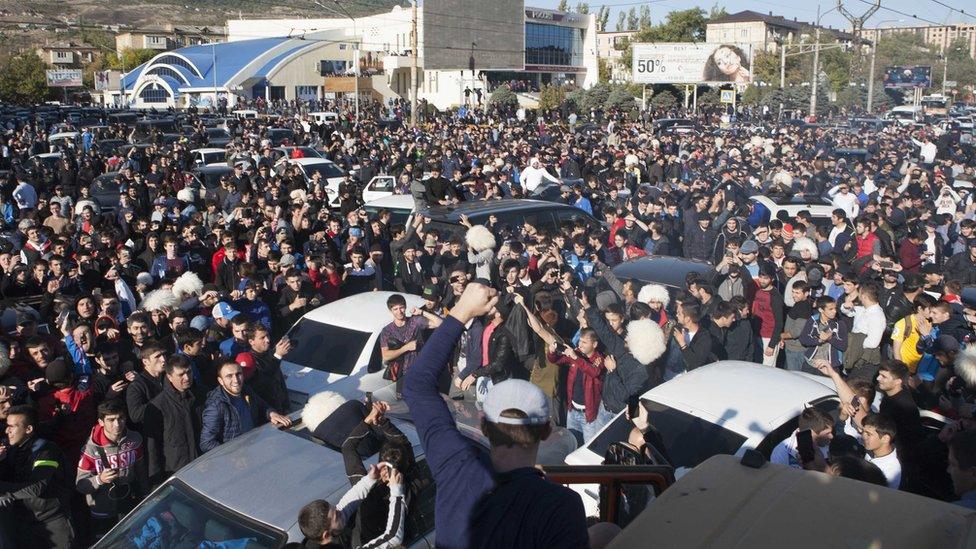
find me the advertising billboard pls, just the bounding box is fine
[883,66,932,89]
[94,70,121,91]
[422,0,524,71]
[46,69,83,88]
[632,43,753,85]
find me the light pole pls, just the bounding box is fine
[314,0,359,124]
[942,47,961,95]
[866,19,903,114]
[810,4,840,117]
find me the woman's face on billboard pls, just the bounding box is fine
[714,46,741,75]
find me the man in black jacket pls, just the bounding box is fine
[126,343,166,484]
[459,299,524,390]
[144,356,206,477]
[423,167,456,206]
[277,268,319,329]
[235,324,292,413]
[393,242,425,295]
[0,405,74,548]
[673,300,724,371]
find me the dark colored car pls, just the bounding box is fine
[419,199,601,241]
[191,165,234,190]
[266,128,295,146]
[90,172,122,213]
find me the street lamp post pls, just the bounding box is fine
[866,19,904,114]
[810,4,839,117]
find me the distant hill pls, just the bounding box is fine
[0,0,405,28]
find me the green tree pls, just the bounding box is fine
[575,2,589,15]
[488,85,518,108]
[107,48,158,71]
[598,57,613,83]
[0,53,51,104]
[596,6,610,31]
[944,38,976,91]
[616,11,626,32]
[627,8,639,31]
[638,5,652,30]
[557,0,569,11]
[583,83,611,111]
[649,90,677,108]
[698,86,723,106]
[605,85,637,110]
[538,84,566,111]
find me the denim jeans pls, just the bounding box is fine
[784,349,806,372]
[566,403,612,445]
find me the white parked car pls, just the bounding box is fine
[309,111,339,125]
[362,194,415,228]
[565,361,838,515]
[280,291,426,408]
[275,157,348,208]
[749,194,835,226]
[190,147,227,167]
[361,175,397,203]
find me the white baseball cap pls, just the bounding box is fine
[483,380,549,426]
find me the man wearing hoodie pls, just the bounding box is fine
[76,399,149,538]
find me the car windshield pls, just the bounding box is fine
[284,320,371,375]
[207,129,230,138]
[586,399,747,469]
[97,480,284,548]
[363,206,411,228]
[304,162,345,180]
[425,220,465,242]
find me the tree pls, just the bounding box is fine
[107,48,158,71]
[598,58,613,83]
[638,5,652,30]
[583,83,611,111]
[649,90,678,108]
[0,53,51,104]
[606,85,637,110]
[627,8,639,31]
[575,2,589,15]
[616,11,626,32]
[596,6,611,31]
[557,0,569,11]
[488,85,518,108]
[538,84,566,111]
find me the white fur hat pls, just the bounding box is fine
[791,236,819,260]
[955,347,976,389]
[171,271,204,300]
[140,288,180,312]
[626,318,666,365]
[301,391,348,432]
[637,284,670,309]
[465,224,496,253]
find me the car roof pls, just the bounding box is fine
[642,361,835,436]
[364,194,414,210]
[421,199,582,222]
[611,255,715,289]
[299,291,425,332]
[285,157,335,166]
[750,194,832,207]
[191,148,226,155]
[174,415,423,534]
[609,455,976,548]
[194,165,234,174]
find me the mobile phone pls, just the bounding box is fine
[627,395,641,420]
[850,396,860,411]
[796,429,816,464]
[365,392,373,407]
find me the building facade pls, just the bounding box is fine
[706,10,856,53]
[860,23,976,59]
[596,30,636,81]
[36,42,99,68]
[115,25,227,55]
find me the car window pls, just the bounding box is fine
[521,209,558,234]
[587,400,747,469]
[97,480,284,548]
[284,320,371,375]
[370,177,395,192]
[556,208,597,230]
[756,398,839,458]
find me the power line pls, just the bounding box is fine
[926,0,976,21]
[854,0,943,26]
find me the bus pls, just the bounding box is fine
[921,94,949,118]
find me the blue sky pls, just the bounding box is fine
[528,0,976,32]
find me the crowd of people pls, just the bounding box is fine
[0,95,976,547]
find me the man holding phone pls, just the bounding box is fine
[770,408,834,470]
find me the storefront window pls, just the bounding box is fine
[525,23,583,67]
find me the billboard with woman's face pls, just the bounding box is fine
[632,43,753,84]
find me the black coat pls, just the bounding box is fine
[472,325,526,384]
[144,380,206,476]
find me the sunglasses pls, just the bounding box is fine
[450,276,465,283]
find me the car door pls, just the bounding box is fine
[521,208,558,235]
[363,176,396,202]
[755,397,840,458]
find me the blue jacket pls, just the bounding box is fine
[403,318,495,548]
[199,385,272,452]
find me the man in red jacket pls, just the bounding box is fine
[546,328,606,445]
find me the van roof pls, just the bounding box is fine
[609,454,976,548]
[422,199,580,222]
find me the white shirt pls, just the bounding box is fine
[867,449,902,489]
[829,189,860,219]
[520,164,560,193]
[770,432,828,470]
[849,303,886,349]
[912,138,937,164]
